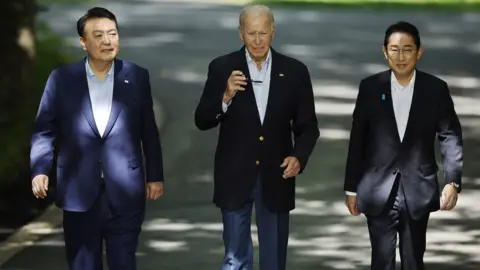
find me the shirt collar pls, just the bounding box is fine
[85,58,115,78]
[245,48,271,66]
[391,69,416,89]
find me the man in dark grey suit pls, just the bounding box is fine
[344,21,463,270]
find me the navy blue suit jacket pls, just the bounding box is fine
[30,58,164,213]
[195,48,319,212]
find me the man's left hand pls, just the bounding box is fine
[146,182,164,200]
[440,184,458,210]
[280,156,300,179]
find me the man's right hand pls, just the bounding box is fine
[223,70,247,104]
[32,174,49,199]
[346,195,361,216]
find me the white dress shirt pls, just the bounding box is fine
[391,70,416,142]
[85,60,114,178]
[85,60,114,137]
[222,49,272,124]
[346,71,416,196]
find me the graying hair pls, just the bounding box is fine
[239,4,275,30]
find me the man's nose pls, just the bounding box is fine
[254,35,261,45]
[103,35,112,44]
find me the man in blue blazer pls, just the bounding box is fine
[30,7,164,269]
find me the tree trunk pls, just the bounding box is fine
[0,0,38,186]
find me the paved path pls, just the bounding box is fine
[2,1,480,269]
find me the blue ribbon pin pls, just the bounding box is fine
[381,94,385,100]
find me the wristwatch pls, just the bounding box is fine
[448,182,460,192]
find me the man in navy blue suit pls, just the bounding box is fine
[30,7,164,269]
[195,5,319,270]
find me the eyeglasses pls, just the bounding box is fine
[246,77,264,84]
[387,48,416,58]
[245,60,270,84]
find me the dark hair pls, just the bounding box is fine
[383,21,421,48]
[77,7,118,37]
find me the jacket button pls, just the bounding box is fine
[259,136,264,141]
[255,160,260,165]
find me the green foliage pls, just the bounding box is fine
[254,0,480,12]
[37,0,94,4]
[34,21,72,99]
[0,21,73,186]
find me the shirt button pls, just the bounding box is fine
[256,160,260,165]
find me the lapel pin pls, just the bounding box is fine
[279,73,284,77]
[381,94,385,100]
[124,80,129,83]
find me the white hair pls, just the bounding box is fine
[239,4,275,30]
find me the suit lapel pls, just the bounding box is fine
[75,59,101,137]
[263,48,281,126]
[103,59,129,138]
[401,70,424,145]
[232,47,283,127]
[233,47,262,126]
[379,70,401,144]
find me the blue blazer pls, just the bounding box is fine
[30,58,164,213]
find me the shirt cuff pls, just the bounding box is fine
[222,101,231,113]
[345,191,357,196]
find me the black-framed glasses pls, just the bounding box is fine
[245,77,264,84]
[245,60,270,84]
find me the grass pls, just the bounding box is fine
[255,0,480,12]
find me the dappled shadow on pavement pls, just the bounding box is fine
[2,1,480,270]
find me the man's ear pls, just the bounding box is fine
[416,45,424,60]
[79,37,87,51]
[238,26,244,43]
[382,46,388,60]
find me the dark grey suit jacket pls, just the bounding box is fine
[344,69,463,220]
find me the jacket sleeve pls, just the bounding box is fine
[344,79,369,193]
[436,81,463,192]
[30,70,58,178]
[140,68,164,182]
[194,59,227,131]
[291,64,320,173]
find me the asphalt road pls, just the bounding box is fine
[2,1,480,269]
